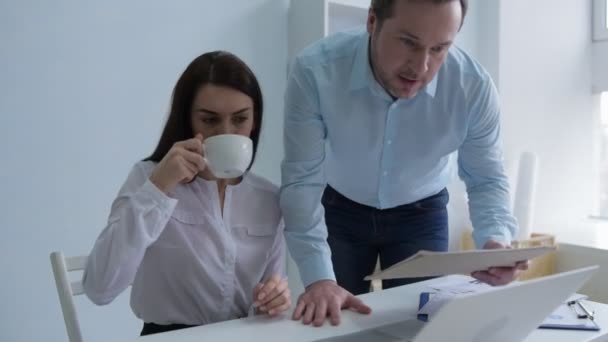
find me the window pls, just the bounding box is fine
[598,93,608,217]
[593,0,608,41]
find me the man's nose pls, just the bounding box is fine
[408,50,429,76]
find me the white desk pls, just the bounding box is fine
[127,276,608,342]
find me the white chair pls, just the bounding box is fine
[50,251,88,342]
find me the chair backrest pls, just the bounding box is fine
[50,251,88,342]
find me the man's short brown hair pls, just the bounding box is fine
[370,0,468,28]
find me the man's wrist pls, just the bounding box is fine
[306,279,336,290]
[298,255,336,287]
[483,239,510,249]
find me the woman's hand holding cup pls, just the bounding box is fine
[149,134,206,194]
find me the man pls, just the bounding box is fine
[280,0,528,327]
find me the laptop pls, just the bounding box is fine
[317,265,598,342]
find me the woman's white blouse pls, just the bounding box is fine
[82,161,285,325]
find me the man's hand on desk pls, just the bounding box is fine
[471,240,530,286]
[292,280,372,327]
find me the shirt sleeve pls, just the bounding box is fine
[280,56,335,286]
[457,75,518,248]
[262,219,287,281]
[82,162,178,305]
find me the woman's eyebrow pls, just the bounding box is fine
[196,107,251,115]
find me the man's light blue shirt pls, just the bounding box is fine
[280,29,518,286]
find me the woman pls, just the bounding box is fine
[82,51,290,336]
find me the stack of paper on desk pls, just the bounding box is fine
[364,246,555,280]
[416,276,493,321]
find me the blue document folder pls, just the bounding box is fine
[417,292,432,322]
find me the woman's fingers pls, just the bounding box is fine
[178,149,206,172]
[175,136,204,154]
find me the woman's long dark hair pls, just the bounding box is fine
[145,51,263,170]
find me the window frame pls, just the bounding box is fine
[596,92,608,219]
[593,0,608,41]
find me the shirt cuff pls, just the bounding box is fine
[298,254,336,287]
[138,179,178,216]
[473,229,513,249]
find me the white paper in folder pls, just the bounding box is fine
[364,246,556,280]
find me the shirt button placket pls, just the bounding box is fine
[380,103,397,207]
[221,237,237,319]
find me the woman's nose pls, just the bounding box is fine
[216,121,236,135]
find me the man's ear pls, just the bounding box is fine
[367,8,377,35]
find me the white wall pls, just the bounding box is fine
[498,0,595,231]
[475,0,500,85]
[0,1,288,341]
[592,41,608,93]
[453,0,480,61]
[445,0,600,249]
[592,0,608,93]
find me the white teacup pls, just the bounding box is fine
[202,134,253,179]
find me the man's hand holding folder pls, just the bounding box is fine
[365,244,555,283]
[471,240,530,286]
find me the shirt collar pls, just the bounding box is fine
[425,74,438,98]
[348,32,371,92]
